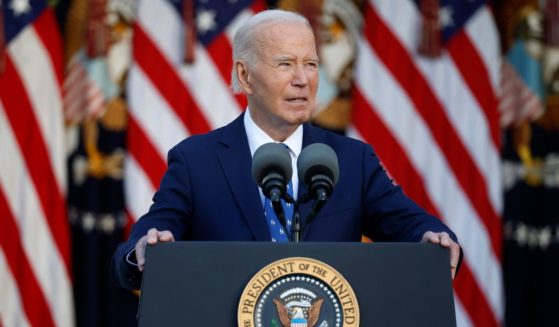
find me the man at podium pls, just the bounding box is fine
[112,9,460,291]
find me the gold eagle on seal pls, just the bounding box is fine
[273,298,324,327]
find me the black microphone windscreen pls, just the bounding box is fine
[297,143,339,186]
[252,143,293,186]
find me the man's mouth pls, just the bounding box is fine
[286,97,308,103]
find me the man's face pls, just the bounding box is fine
[244,21,319,135]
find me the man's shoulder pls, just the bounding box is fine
[170,114,244,153]
[306,124,370,151]
[172,127,225,150]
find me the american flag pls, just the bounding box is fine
[351,0,503,326]
[0,0,74,326]
[125,0,265,222]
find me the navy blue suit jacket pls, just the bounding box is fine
[112,113,457,289]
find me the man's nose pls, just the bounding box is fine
[292,64,309,86]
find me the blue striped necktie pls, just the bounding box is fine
[264,180,294,242]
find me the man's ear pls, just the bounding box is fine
[235,61,252,95]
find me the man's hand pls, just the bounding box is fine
[421,231,460,279]
[135,228,175,272]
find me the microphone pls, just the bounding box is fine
[298,143,339,201]
[252,143,293,232]
[297,143,339,228]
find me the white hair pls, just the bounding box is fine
[230,9,312,94]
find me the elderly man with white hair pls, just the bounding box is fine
[112,9,461,291]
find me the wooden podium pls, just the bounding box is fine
[138,242,456,326]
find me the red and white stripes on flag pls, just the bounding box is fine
[63,52,106,124]
[498,59,544,127]
[0,5,74,327]
[352,1,503,326]
[125,0,264,222]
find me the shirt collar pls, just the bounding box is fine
[244,108,303,158]
[244,108,302,199]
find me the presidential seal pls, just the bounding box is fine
[238,257,359,327]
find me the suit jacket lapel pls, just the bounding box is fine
[218,113,270,241]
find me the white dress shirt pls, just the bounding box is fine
[244,108,302,203]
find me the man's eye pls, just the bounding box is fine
[306,62,318,69]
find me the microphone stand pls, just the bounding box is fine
[270,187,289,235]
[271,200,288,234]
[284,193,300,243]
[291,194,312,243]
[304,189,327,227]
[292,204,301,243]
[291,189,329,242]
